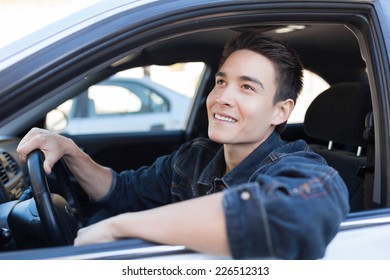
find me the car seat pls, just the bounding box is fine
[303,82,372,212]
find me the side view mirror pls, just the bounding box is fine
[45,109,68,132]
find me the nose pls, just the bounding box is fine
[215,86,235,107]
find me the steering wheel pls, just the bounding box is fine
[27,149,81,246]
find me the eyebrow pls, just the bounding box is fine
[215,71,265,90]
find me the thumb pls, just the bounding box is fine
[43,159,53,175]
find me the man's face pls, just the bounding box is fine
[207,49,285,149]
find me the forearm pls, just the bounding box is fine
[62,142,112,201]
[75,192,231,257]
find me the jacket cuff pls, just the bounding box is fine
[222,182,274,259]
[90,168,118,205]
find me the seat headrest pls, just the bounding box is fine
[303,82,372,147]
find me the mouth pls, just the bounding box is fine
[214,113,237,123]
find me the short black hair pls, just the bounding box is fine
[219,31,304,133]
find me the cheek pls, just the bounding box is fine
[244,103,275,122]
[206,90,217,110]
[205,96,212,114]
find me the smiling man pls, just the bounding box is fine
[207,48,293,173]
[17,31,349,259]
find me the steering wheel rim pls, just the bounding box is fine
[51,157,84,220]
[27,149,80,246]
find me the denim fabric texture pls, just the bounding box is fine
[96,132,349,259]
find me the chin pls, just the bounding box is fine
[208,131,230,144]
[208,131,220,142]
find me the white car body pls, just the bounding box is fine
[60,77,191,134]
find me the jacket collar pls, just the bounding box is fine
[198,131,284,188]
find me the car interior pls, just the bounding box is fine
[0,16,380,255]
[118,24,372,211]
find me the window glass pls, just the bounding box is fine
[88,85,143,115]
[46,62,205,134]
[288,70,330,124]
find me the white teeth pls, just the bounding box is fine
[214,113,236,123]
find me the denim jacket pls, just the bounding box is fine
[97,132,349,259]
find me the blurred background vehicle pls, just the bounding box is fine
[46,76,192,134]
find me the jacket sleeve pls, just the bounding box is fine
[222,152,350,259]
[94,152,178,215]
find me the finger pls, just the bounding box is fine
[43,160,53,175]
[74,228,90,246]
[17,129,61,171]
[17,128,44,162]
[17,134,44,163]
[17,127,42,150]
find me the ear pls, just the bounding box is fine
[271,99,295,126]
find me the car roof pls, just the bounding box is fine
[0,0,375,66]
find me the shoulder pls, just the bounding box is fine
[279,139,311,153]
[272,138,327,165]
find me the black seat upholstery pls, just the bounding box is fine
[303,82,372,212]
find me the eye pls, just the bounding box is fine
[216,78,226,86]
[242,84,255,92]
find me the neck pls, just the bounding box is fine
[223,130,275,174]
[223,142,259,174]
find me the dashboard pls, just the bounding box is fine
[0,137,31,251]
[0,137,28,203]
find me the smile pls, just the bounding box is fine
[214,113,237,123]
